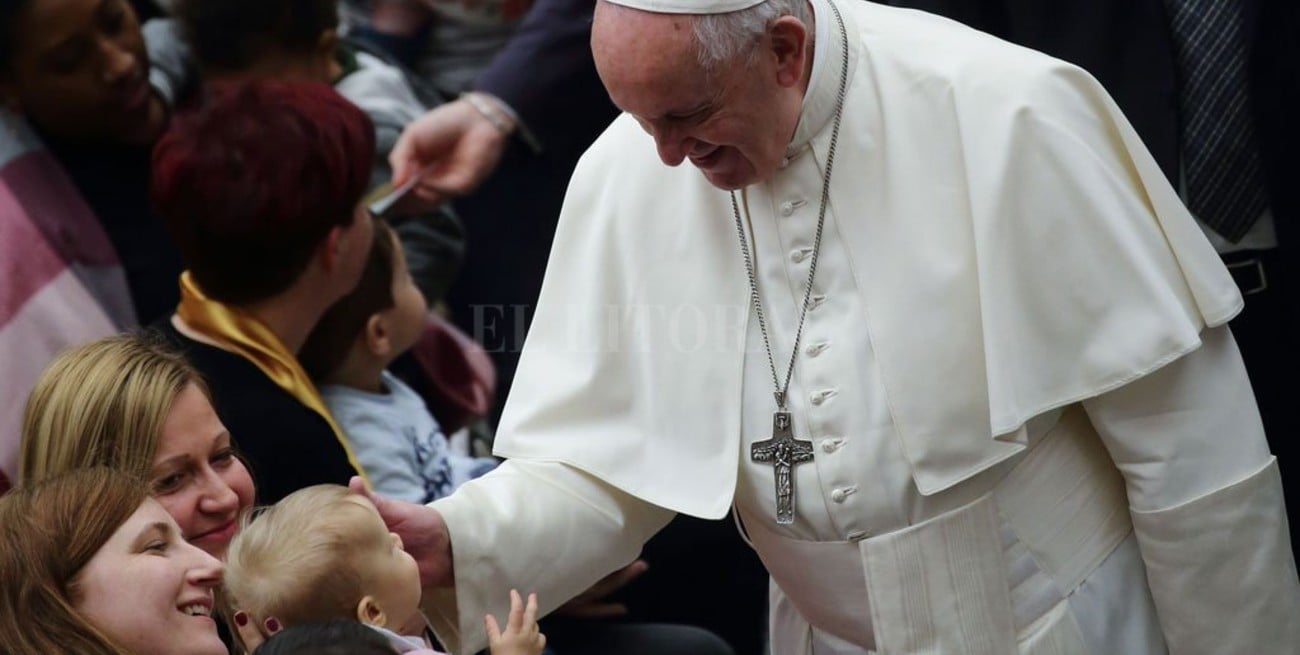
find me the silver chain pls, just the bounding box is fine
[731,0,849,412]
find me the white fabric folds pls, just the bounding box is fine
[493,0,1241,514]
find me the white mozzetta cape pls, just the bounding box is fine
[493,1,1241,514]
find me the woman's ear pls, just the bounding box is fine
[356,595,387,627]
[321,226,344,273]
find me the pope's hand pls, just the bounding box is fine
[349,476,455,587]
[389,96,513,207]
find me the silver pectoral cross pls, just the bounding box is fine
[750,410,815,525]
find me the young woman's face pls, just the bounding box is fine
[150,383,256,559]
[73,498,227,655]
[0,0,165,145]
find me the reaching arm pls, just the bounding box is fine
[430,459,674,654]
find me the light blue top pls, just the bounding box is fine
[322,371,497,504]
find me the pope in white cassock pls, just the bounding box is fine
[375,0,1300,652]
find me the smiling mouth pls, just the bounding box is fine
[190,520,236,543]
[180,604,213,618]
[689,146,725,169]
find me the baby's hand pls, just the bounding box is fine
[485,589,546,655]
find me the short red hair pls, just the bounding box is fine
[152,80,375,305]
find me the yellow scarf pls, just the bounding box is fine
[177,272,369,486]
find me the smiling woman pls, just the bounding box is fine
[0,467,227,655]
[20,332,256,559]
[0,0,165,145]
[0,0,187,485]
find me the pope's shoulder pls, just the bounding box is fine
[851,1,1106,112]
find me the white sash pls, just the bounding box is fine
[742,406,1130,654]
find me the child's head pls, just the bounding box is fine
[223,485,422,634]
[173,0,340,82]
[300,219,429,382]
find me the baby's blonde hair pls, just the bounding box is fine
[223,485,388,628]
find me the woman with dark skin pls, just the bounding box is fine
[0,0,183,325]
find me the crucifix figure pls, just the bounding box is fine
[751,410,815,525]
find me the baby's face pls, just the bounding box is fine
[347,496,423,632]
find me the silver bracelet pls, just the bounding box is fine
[461,92,514,135]
[460,92,543,152]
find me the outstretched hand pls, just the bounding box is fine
[389,96,513,207]
[486,590,546,655]
[348,477,454,587]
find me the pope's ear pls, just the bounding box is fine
[768,15,810,88]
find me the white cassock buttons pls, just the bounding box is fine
[806,342,829,357]
[811,389,838,406]
[821,438,842,453]
[806,294,827,311]
[791,247,814,263]
[779,198,807,217]
[830,486,857,504]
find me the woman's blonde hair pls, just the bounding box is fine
[20,332,207,484]
[0,467,149,654]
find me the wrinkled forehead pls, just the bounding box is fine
[592,3,700,79]
[592,4,712,113]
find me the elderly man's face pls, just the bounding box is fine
[593,2,810,190]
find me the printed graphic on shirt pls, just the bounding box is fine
[409,424,456,503]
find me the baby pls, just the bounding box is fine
[223,485,543,655]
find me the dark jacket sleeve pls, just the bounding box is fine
[473,0,616,152]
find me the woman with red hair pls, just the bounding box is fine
[153,80,375,503]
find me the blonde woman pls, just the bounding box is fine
[21,332,254,559]
[0,467,225,655]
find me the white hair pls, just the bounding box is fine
[691,0,812,72]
